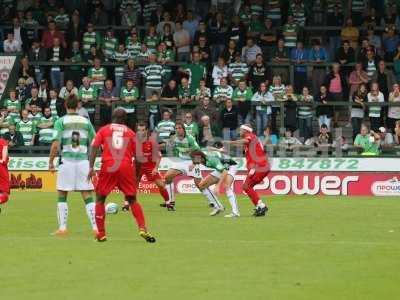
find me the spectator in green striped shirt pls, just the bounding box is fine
[112,44,129,93]
[78,77,98,124]
[88,58,107,91]
[120,79,139,129]
[82,23,102,54]
[183,112,199,140]
[142,53,165,99]
[16,109,36,146]
[297,86,314,141]
[155,110,176,144]
[4,89,21,119]
[102,28,118,61]
[37,107,57,145]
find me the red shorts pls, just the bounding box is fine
[96,161,136,196]
[136,163,162,182]
[0,164,9,194]
[244,170,269,188]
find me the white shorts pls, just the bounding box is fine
[210,165,238,180]
[170,159,197,177]
[57,159,94,191]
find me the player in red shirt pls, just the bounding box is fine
[0,138,10,213]
[122,122,170,211]
[88,109,155,243]
[227,124,269,217]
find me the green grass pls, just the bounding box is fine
[1,192,400,300]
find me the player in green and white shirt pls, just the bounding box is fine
[88,58,107,90]
[82,23,102,54]
[191,143,239,217]
[213,78,233,103]
[119,79,139,115]
[102,29,118,61]
[37,107,58,145]
[4,89,21,119]
[228,53,249,87]
[48,96,97,236]
[17,109,36,146]
[78,77,98,123]
[155,110,175,143]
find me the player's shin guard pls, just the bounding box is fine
[166,183,175,203]
[57,196,68,231]
[0,193,9,204]
[95,201,106,236]
[159,187,169,203]
[226,188,239,215]
[202,188,223,209]
[130,201,146,231]
[84,197,97,231]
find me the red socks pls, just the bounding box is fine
[243,187,260,206]
[130,201,146,231]
[159,187,169,202]
[95,202,106,236]
[0,193,9,204]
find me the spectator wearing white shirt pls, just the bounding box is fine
[241,38,262,64]
[367,82,384,131]
[251,82,274,136]
[212,57,228,87]
[3,32,21,53]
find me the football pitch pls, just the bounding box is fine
[1,192,399,300]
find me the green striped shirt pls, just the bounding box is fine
[88,67,107,90]
[83,31,101,53]
[172,134,200,160]
[352,0,365,12]
[78,86,98,114]
[232,87,253,101]
[213,85,233,100]
[54,114,95,161]
[17,119,36,146]
[297,95,314,118]
[49,99,58,117]
[125,39,141,58]
[142,64,165,89]
[119,87,139,113]
[156,120,175,142]
[28,112,43,125]
[183,122,199,138]
[0,115,13,135]
[143,2,158,22]
[112,51,130,77]
[38,116,58,144]
[5,98,21,118]
[103,37,118,59]
[228,62,249,83]
[282,23,298,48]
[144,35,159,52]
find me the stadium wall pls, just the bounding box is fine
[8,157,400,196]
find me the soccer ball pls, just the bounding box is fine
[105,203,119,214]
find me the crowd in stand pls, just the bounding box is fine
[1,0,400,155]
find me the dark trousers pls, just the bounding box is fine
[351,117,363,140]
[370,117,381,132]
[298,117,313,142]
[294,71,307,94]
[100,106,112,126]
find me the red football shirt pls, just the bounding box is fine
[92,124,136,164]
[0,138,9,166]
[136,138,161,168]
[243,132,269,170]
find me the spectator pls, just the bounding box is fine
[28,103,43,124]
[251,82,274,137]
[213,77,234,104]
[16,109,36,146]
[157,41,175,83]
[335,40,355,76]
[183,112,199,140]
[77,100,90,119]
[161,79,179,100]
[228,51,249,87]
[147,91,161,131]
[357,38,375,62]
[47,37,66,90]
[366,26,382,56]
[19,56,35,81]
[316,85,333,131]
[90,5,108,26]
[348,63,369,99]
[232,80,253,125]
[371,60,396,101]
[36,107,57,146]
[241,37,262,65]
[393,45,400,81]
[247,12,264,39]
[59,80,78,102]
[196,35,211,66]
[86,45,105,64]
[222,39,239,64]
[282,85,298,133]
[265,0,282,27]
[178,77,195,108]
[324,63,348,126]
[212,57,228,87]
[282,15,299,50]
[121,4,137,27]
[28,40,47,83]
[367,82,384,131]
[88,57,107,91]
[157,12,175,35]
[198,115,220,147]
[3,32,21,53]
[382,25,399,62]
[102,28,118,61]
[123,58,141,87]
[3,90,21,121]
[99,79,119,126]
[78,76,98,124]
[351,84,367,140]
[341,18,359,49]
[377,127,394,150]
[195,79,211,101]
[119,79,139,129]
[25,87,43,111]
[174,21,191,62]
[209,12,228,62]
[66,11,83,44]
[193,97,218,124]
[297,86,314,141]
[354,124,380,155]
[22,12,38,48]
[310,39,328,94]
[38,79,50,105]
[66,40,84,87]
[226,15,246,49]
[362,48,379,81]
[260,126,278,150]
[155,110,175,144]
[125,30,141,58]
[220,98,239,141]
[142,53,165,99]
[259,18,277,60]
[3,124,24,147]
[271,38,290,83]
[248,53,269,91]
[315,124,333,147]
[394,120,400,144]
[269,75,286,133]
[112,43,129,93]
[291,41,308,93]
[49,89,65,118]
[151,5,164,29]
[54,7,70,31]
[144,25,160,54]
[180,52,207,94]
[183,10,199,42]
[387,84,400,131]
[41,20,66,49]
[279,128,302,150]
[193,21,209,46]
[82,23,102,55]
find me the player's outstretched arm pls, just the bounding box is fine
[225,139,249,146]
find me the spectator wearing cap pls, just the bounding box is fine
[41,20,66,49]
[82,23,102,55]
